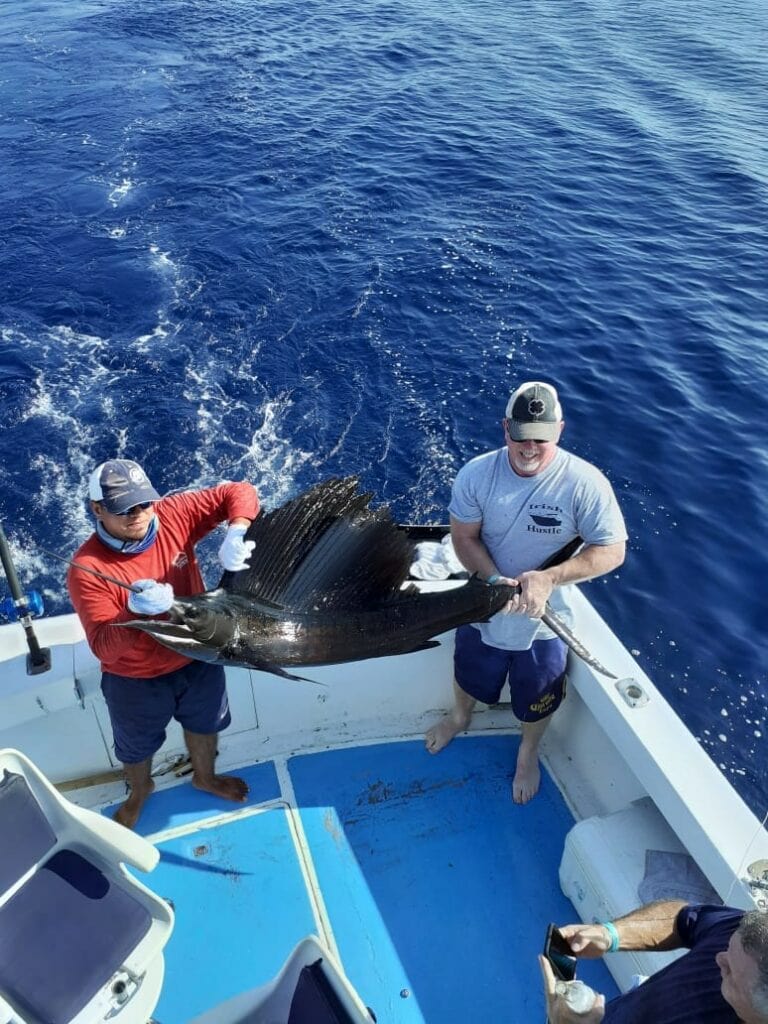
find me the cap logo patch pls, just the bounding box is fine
[528,398,546,417]
[129,467,146,483]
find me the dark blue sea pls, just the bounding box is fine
[1,0,766,813]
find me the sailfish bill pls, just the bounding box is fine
[537,606,616,679]
[117,477,616,681]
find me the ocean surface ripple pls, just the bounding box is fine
[1,0,767,812]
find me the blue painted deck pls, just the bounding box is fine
[111,736,619,1022]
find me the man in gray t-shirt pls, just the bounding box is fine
[425,381,627,803]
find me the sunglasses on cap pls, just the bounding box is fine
[116,502,154,516]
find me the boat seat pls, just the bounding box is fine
[189,935,376,1023]
[0,768,57,892]
[287,957,371,1023]
[0,748,174,1024]
[559,797,703,991]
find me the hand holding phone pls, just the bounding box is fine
[543,923,577,982]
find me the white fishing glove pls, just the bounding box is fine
[128,579,175,615]
[218,524,255,572]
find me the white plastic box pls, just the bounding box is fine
[559,797,687,992]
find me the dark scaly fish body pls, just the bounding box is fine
[140,578,512,670]
[119,477,616,680]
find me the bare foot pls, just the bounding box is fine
[425,711,471,754]
[113,780,155,830]
[512,757,541,804]
[193,774,249,802]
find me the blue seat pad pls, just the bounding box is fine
[0,849,152,1024]
[288,959,363,1024]
[0,771,56,893]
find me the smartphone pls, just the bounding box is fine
[543,923,577,982]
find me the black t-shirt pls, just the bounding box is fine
[604,905,742,1023]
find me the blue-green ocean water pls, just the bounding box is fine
[1,0,766,812]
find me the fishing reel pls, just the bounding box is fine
[0,590,44,622]
[0,588,51,674]
[0,523,51,674]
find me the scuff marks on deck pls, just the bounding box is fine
[359,773,476,807]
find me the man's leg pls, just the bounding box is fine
[184,730,249,802]
[101,671,169,831]
[114,758,155,829]
[425,679,477,754]
[509,638,567,804]
[176,662,249,803]
[512,717,551,804]
[426,625,508,754]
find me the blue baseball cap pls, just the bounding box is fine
[88,459,161,514]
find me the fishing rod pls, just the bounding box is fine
[0,522,51,675]
[40,547,143,593]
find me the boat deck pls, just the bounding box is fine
[105,734,619,1023]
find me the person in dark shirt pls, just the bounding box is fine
[539,900,768,1023]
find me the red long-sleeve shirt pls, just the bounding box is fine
[67,483,259,677]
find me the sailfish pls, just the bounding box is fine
[118,476,616,680]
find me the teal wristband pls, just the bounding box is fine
[602,921,620,953]
[486,574,501,585]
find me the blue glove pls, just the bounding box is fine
[128,579,175,615]
[218,524,255,572]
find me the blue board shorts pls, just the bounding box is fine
[454,624,567,722]
[101,660,231,765]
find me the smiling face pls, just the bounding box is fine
[91,500,155,543]
[716,931,765,1022]
[503,419,563,477]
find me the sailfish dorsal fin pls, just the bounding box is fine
[219,476,415,610]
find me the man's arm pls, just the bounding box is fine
[560,899,688,956]
[67,568,141,664]
[516,541,625,618]
[539,901,688,1024]
[450,517,497,579]
[451,513,626,618]
[542,541,625,587]
[539,956,605,1024]
[168,483,260,548]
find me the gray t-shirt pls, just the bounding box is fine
[449,446,627,650]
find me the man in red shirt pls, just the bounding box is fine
[68,459,260,829]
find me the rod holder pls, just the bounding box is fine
[0,522,51,675]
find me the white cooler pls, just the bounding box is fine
[559,797,688,992]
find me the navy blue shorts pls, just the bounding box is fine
[454,624,567,722]
[101,661,231,765]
